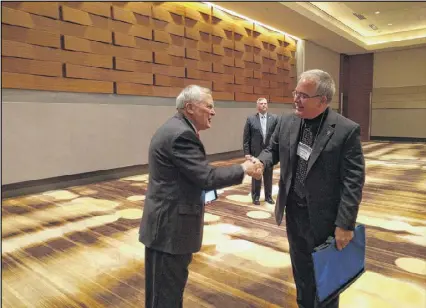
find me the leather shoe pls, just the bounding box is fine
[253,199,260,205]
[265,197,275,204]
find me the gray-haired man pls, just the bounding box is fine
[254,70,365,308]
[139,85,262,307]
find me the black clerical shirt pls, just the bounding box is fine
[289,108,329,205]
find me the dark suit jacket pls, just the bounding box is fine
[258,108,365,245]
[243,113,278,157]
[139,112,245,254]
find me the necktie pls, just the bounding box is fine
[293,124,313,199]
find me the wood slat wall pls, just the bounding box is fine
[1,2,297,103]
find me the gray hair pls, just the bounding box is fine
[176,85,212,109]
[299,69,336,104]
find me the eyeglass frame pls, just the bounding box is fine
[292,90,323,100]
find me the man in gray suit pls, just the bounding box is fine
[254,69,365,308]
[139,85,262,308]
[243,98,278,205]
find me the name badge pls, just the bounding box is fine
[297,142,312,161]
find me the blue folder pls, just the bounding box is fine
[312,224,366,305]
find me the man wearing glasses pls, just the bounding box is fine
[254,69,365,308]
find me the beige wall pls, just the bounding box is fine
[2,89,293,184]
[304,40,341,110]
[372,47,426,138]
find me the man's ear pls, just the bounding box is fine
[186,102,194,114]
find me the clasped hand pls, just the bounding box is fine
[335,226,354,251]
[242,155,264,180]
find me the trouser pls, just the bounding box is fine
[285,202,339,308]
[145,247,193,308]
[251,165,273,200]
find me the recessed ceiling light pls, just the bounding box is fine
[375,11,380,14]
[369,24,378,30]
[388,23,392,26]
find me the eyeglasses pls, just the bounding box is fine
[292,91,321,100]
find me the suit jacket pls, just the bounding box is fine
[139,112,245,254]
[258,108,365,245]
[243,113,278,157]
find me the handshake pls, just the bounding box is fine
[241,155,264,180]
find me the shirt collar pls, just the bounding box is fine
[184,115,198,134]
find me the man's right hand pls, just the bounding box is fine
[241,159,264,180]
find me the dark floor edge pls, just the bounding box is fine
[370,136,426,143]
[2,150,244,199]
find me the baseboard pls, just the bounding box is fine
[370,136,426,143]
[2,150,244,199]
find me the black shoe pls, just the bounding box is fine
[265,197,275,204]
[253,199,260,205]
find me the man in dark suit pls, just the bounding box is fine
[255,70,365,308]
[139,85,262,308]
[243,98,278,205]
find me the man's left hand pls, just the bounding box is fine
[335,226,354,251]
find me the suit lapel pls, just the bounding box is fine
[255,113,261,132]
[306,108,337,175]
[289,115,301,165]
[266,114,272,137]
[255,113,264,140]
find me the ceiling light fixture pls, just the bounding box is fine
[353,12,366,20]
[388,23,392,26]
[369,24,378,30]
[375,11,380,14]
[203,2,301,41]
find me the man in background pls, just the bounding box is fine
[139,85,262,308]
[243,97,278,205]
[255,70,365,308]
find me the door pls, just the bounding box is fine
[340,53,374,141]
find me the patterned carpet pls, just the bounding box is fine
[2,141,426,308]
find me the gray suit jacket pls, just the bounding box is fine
[258,108,365,244]
[243,113,278,157]
[139,112,245,254]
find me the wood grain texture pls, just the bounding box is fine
[1,142,426,307]
[1,2,297,102]
[2,72,114,93]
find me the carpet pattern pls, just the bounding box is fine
[2,142,426,307]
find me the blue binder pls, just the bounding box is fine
[312,224,366,305]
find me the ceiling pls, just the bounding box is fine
[211,1,426,54]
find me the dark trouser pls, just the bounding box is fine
[285,202,339,308]
[145,247,193,308]
[251,165,273,200]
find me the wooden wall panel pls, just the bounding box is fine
[2,40,113,68]
[2,2,60,19]
[1,2,297,102]
[61,2,112,18]
[2,72,113,93]
[2,24,61,48]
[65,64,153,84]
[2,57,63,77]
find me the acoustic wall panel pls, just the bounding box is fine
[1,2,296,102]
